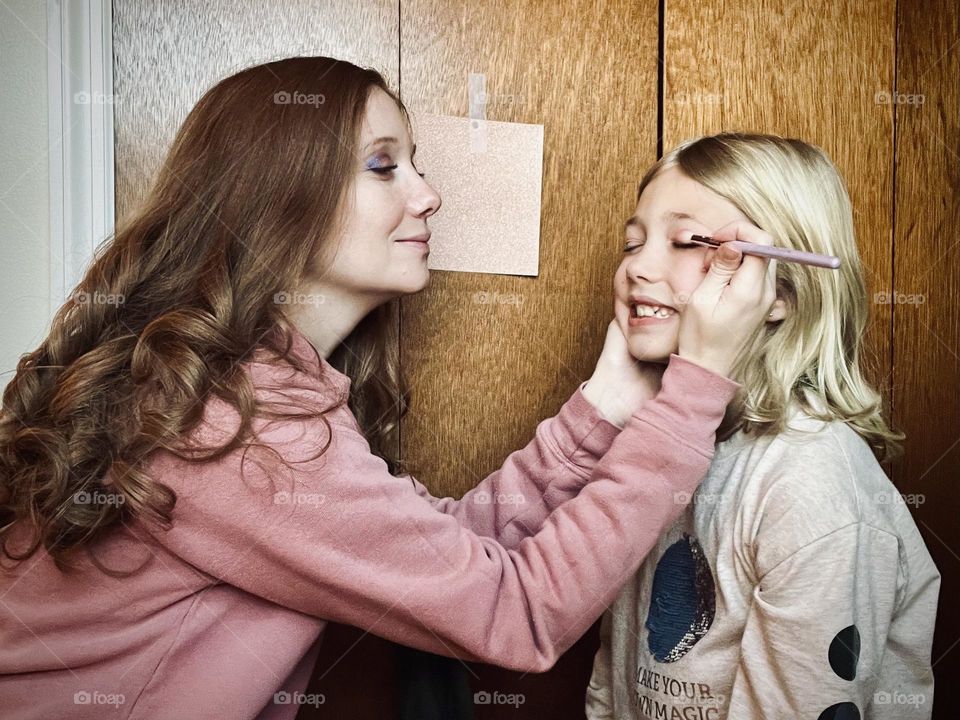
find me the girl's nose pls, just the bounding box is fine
[625,243,668,283]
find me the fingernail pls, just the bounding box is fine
[718,243,740,261]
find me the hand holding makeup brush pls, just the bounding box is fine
[676,220,779,377]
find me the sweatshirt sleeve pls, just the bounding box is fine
[727,523,904,719]
[406,381,622,549]
[584,609,616,718]
[146,354,738,673]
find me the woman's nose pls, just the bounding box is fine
[410,176,442,218]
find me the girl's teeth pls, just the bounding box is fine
[634,305,673,318]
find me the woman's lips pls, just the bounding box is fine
[397,239,430,253]
[396,234,431,253]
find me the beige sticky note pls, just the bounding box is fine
[412,114,543,276]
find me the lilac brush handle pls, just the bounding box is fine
[728,240,841,269]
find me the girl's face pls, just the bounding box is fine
[322,87,442,302]
[614,166,750,363]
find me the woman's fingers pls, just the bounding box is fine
[710,220,777,301]
[677,219,778,376]
[692,242,745,307]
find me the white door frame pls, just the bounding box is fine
[47,0,115,310]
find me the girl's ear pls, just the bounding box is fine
[766,297,789,322]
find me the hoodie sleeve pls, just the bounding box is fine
[726,523,903,719]
[406,382,622,550]
[146,354,738,673]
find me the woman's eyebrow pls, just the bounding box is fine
[362,136,399,152]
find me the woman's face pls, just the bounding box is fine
[322,87,441,301]
[614,166,749,363]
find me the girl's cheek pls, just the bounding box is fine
[613,265,629,288]
[672,257,709,299]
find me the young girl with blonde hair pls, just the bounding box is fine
[586,132,940,720]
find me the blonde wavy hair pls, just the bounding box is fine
[637,132,901,461]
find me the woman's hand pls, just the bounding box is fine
[676,220,778,377]
[582,320,666,428]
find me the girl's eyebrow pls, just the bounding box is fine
[623,210,701,233]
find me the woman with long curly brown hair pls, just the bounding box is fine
[0,56,774,718]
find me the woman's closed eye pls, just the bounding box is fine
[366,154,398,176]
[366,155,426,178]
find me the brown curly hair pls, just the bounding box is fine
[0,57,410,570]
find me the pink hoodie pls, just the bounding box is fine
[0,326,738,719]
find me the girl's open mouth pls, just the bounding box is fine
[630,302,676,320]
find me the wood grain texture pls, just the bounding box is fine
[398,0,659,499]
[663,0,896,402]
[398,1,659,718]
[892,0,960,715]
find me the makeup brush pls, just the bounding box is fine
[689,234,841,269]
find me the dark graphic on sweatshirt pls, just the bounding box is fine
[645,534,716,663]
[828,624,861,680]
[817,625,862,719]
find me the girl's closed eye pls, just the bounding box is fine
[622,236,701,252]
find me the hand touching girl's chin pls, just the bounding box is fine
[583,320,666,427]
[613,307,678,365]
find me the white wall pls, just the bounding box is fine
[0,0,51,392]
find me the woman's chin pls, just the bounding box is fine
[393,269,431,297]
